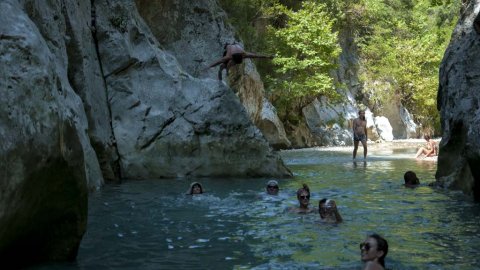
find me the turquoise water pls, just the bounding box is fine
[33,147,480,269]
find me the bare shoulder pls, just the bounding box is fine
[363,261,384,270]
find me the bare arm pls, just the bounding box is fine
[204,56,230,70]
[243,52,274,59]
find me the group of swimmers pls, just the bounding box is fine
[185,179,397,270]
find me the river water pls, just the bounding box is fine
[33,147,480,270]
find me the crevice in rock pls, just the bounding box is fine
[139,116,176,150]
[91,0,122,181]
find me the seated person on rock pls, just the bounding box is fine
[415,135,438,159]
[319,198,343,223]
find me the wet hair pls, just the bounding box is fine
[188,182,203,195]
[296,183,310,199]
[266,180,279,188]
[424,134,431,140]
[369,233,388,267]
[232,53,243,64]
[404,171,420,185]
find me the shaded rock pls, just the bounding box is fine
[0,0,94,265]
[436,1,480,201]
[21,0,118,183]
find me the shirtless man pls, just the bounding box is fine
[205,43,273,80]
[352,110,368,160]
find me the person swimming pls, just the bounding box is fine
[289,184,315,214]
[360,233,389,270]
[403,171,420,187]
[186,182,203,195]
[318,198,343,223]
[266,180,279,195]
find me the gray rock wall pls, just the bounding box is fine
[94,0,291,178]
[0,0,291,265]
[135,0,291,148]
[0,0,93,264]
[436,1,480,201]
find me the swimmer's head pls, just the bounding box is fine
[187,182,203,195]
[266,180,279,195]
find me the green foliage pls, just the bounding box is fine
[355,0,460,133]
[264,1,342,105]
[220,0,460,134]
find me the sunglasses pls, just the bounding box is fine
[359,242,371,251]
[267,186,278,189]
[299,195,310,199]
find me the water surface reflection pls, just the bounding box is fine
[32,147,480,270]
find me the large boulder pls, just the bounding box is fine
[134,0,289,148]
[94,0,291,178]
[436,1,480,201]
[0,0,99,265]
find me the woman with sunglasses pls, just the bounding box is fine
[289,184,315,213]
[360,233,388,270]
[265,180,279,195]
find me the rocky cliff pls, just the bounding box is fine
[436,1,480,201]
[0,0,291,265]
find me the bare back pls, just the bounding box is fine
[225,44,245,57]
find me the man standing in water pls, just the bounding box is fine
[352,110,368,160]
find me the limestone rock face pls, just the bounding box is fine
[374,116,394,142]
[94,0,291,178]
[258,98,292,149]
[134,0,289,148]
[0,0,95,264]
[20,0,119,183]
[301,97,380,147]
[436,1,480,200]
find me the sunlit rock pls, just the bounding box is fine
[134,0,289,148]
[374,116,394,142]
[94,0,291,178]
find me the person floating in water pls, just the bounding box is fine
[403,171,420,187]
[318,199,343,223]
[289,184,315,214]
[360,233,389,270]
[205,43,273,80]
[186,182,203,195]
[266,180,279,195]
[352,109,368,160]
[415,134,438,159]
